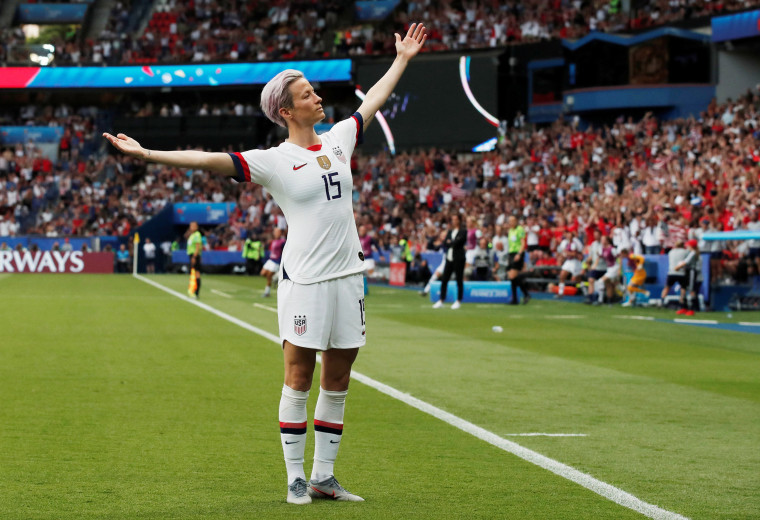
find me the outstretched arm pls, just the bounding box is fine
[357,23,427,130]
[102,132,237,177]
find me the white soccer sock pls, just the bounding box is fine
[311,387,347,482]
[264,285,271,296]
[558,283,565,296]
[279,384,309,485]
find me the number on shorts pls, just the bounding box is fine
[358,298,365,326]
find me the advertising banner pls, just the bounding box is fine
[389,262,406,287]
[172,250,243,266]
[0,251,114,273]
[16,4,89,23]
[429,281,514,303]
[173,203,235,225]
[355,0,400,20]
[0,60,352,89]
[712,9,760,42]
[0,126,63,144]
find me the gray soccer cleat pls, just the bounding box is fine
[308,476,364,502]
[287,477,312,505]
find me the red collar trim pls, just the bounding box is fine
[307,144,322,152]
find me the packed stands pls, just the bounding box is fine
[3,0,760,65]
[2,89,759,283]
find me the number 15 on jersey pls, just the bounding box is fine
[322,173,342,201]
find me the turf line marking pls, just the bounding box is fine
[253,303,278,313]
[545,315,584,319]
[134,274,689,520]
[738,322,760,326]
[347,375,688,520]
[211,289,232,298]
[674,319,718,325]
[505,433,587,437]
[614,316,655,321]
[136,275,280,343]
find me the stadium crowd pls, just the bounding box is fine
[3,0,760,65]
[2,88,760,288]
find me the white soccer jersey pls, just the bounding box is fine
[229,113,365,284]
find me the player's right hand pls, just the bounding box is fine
[103,132,146,159]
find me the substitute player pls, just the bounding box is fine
[103,22,427,506]
[420,229,447,296]
[186,221,202,299]
[261,227,286,297]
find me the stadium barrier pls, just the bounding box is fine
[0,251,114,273]
[428,281,516,304]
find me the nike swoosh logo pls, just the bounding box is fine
[329,440,340,444]
[284,440,299,444]
[312,487,337,498]
[293,163,307,170]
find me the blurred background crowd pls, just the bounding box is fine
[2,0,759,65]
[1,0,760,288]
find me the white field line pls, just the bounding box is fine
[210,289,232,298]
[136,275,280,343]
[738,322,760,327]
[133,274,690,520]
[674,319,718,325]
[614,316,655,321]
[545,315,585,319]
[253,303,277,313]
[505,433,588,437]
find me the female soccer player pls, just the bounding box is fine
[104,23,427,505]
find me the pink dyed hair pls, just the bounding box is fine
[260,69,304,128]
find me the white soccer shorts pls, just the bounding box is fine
[262,259,280,273]
[278,273,366,350]
[363,258,376,273]
[602,264,621,281]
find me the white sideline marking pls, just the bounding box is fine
[738,322,760,327]
[253,303,277,313]
[211,289,232,298]
[545,315,584,319]
[674,319,718,325]
[134,274,690,520]
[136,275,280,343]
[505,433,588,437]
[615,316,655,321]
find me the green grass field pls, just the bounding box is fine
[1,273,758,519]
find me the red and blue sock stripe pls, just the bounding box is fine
[314,419,343,436]
[279,421,307,435]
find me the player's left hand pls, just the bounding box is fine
[395,23,427,61]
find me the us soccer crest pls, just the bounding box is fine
[294,315,307,336]
[316,155,331,170]
[332,146,347,164]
